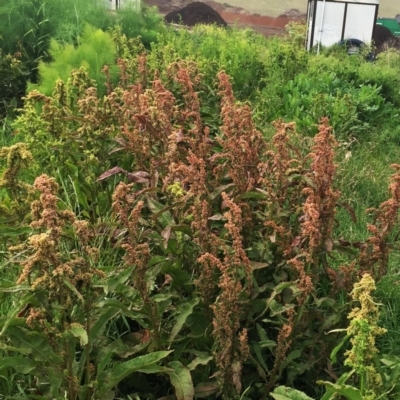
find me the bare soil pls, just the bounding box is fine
[144,0,305,37]
[145,0,399,41]
[164,2,228,27]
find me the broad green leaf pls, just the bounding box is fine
[149,256,169,266]
[97,350,113,377]
[48,368,63,397]
[186,312,210,337]
[319,371,353,400]
[187,354,213,371]
[0,341,30,354]
[0,356,36,374]
[235,191,268,200]
[269,300,295,317]
[251,261,269,270]
[153,293,174,302]
[167,361,194,400]
[169,298,200,346]
[194,382,219,398]
[6,326,62,364]
[0,293,35,336]
[146,197,175,227]
[252,343,270,372]
[96,337,149,365]
[160,264,192,290]
[89,307,121,343]
[256,323,268,342]
[209,183,235,200]
[97,350,173,397]
[106,266,135,293]
[271,386,315,400]
[257,282,296,320]
[0,226,32,237]
[318,382,363,400]
[69,325,88,346]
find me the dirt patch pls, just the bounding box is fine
[373,24,394,47]
[164,2,227,27]
[145,0,306,37]
[370,24,400,55]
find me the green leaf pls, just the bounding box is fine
[160,263,192,290]
[0,285,30,293]
[97,338,149,362]
[330,334,350,364]
[6,326,62,364]
[0,226,32,237]
[186,312,211,337]
[194,382,219,398]
[187,354,213,371]
[69,325,88,346]
[318,382,363,400]
[63,279,84,303]
[209,183,235,200]
[89,307,121,343]
[0,293,35,336]
[106,266,135,293]
[252,343,270,372]
[97,350,173,397]
[167,361,194,400]
[146,197,175,227]
[319,371,353,400]
[235,191,267,200]
[271,386,315,400]
[251,261,269,270]
[0,356,37,374]
[169,298,200,347]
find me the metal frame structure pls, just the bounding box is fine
[105,0,141,11]
[306,0,380,52]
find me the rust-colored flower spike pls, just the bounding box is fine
[221,192,252,291]
[287,255,314,302]
[30,174,65,238]
[301,118,340,255]
[111,181,158,339]
[200,192,252,393]
[260,121,298,205]
[167,151,207,200]
[264,308,295,394]
[358,164,400,279]
[215,71,265,193]
[259,121,303,257]
[167,60,206,154]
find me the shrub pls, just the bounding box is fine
[0,50,26,119]
[5,43,400,398]
[28,25,119,97]
[149,25,268,100]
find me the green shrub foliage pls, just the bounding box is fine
[28,25,119,97]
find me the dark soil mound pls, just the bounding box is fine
[164,2,227,27]
[373,24,393,48]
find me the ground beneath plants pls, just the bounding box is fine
[145,0,306,37]
[164,2,227,27]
